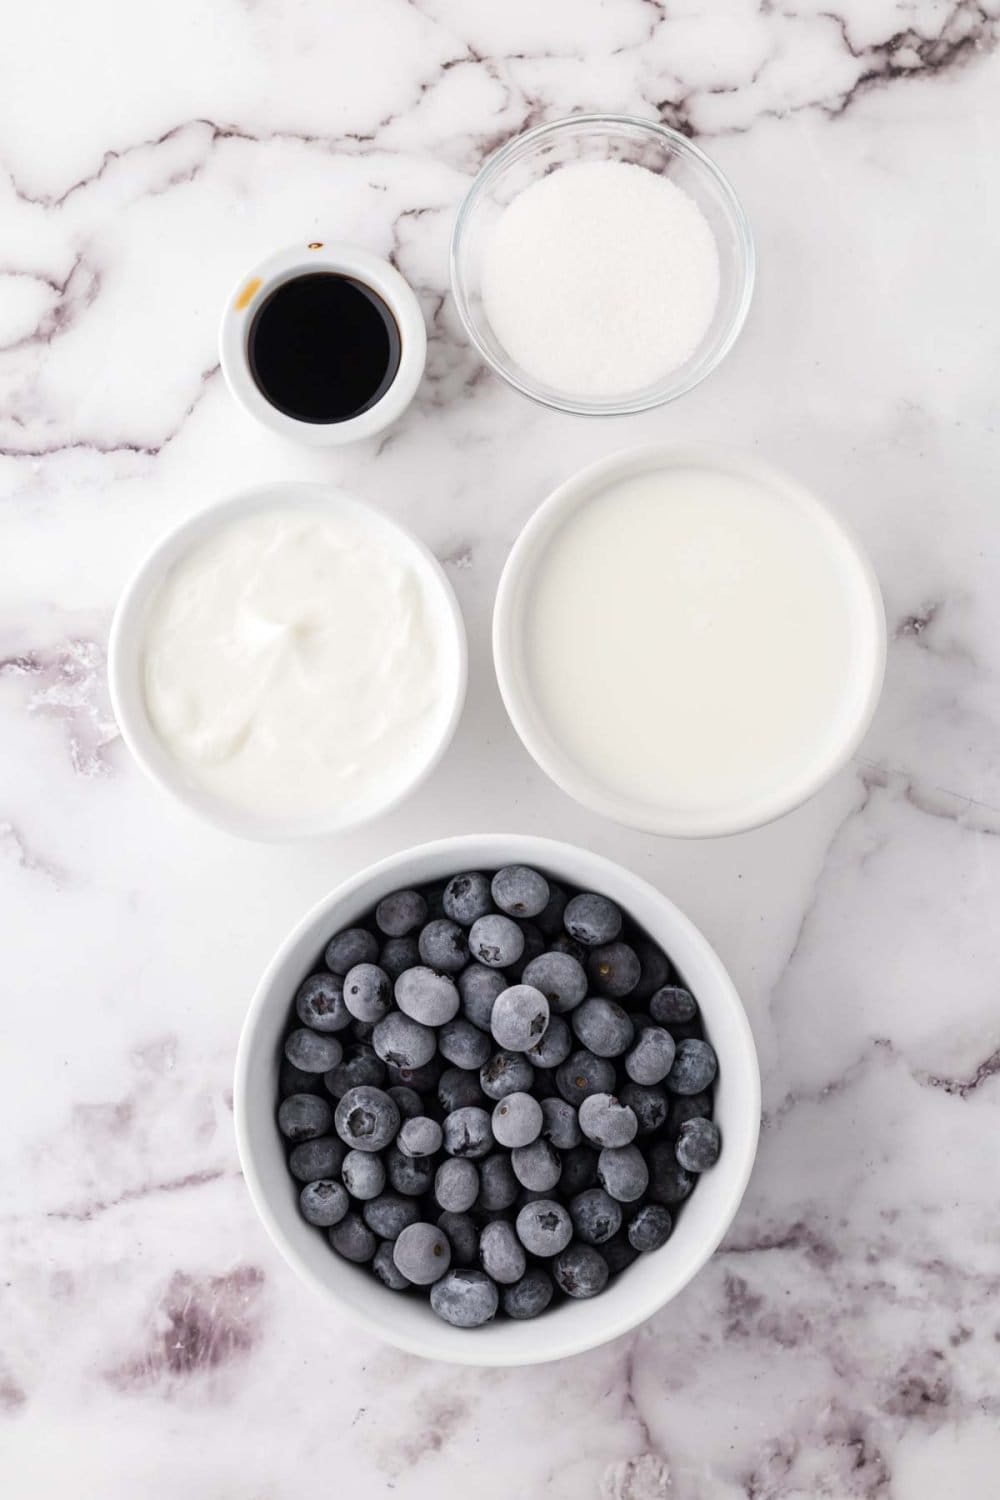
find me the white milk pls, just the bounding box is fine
[523,465,871,816]
[142,507,449,820]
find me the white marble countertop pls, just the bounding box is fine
[3,2,1000,1496]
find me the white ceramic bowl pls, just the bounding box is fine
[234,834,760,1366]
[493,445,886,838]
[219,241,427,445]
[107,482,467,842]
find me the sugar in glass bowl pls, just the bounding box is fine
[450,114,755,416]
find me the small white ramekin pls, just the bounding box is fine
[233,834,761,1366]
[219,242,427,445]
[107,482,467,842]
[493,445,886,838]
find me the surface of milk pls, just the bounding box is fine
[142,507,448,819]
[524,466,868,815]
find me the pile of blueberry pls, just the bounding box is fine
[276,866,720,1328]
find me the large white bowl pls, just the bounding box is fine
[107,482,467,841]
[493,445,886,838]
[233,834,760,1366]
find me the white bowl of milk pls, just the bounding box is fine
[109,482,467,840]
[493,446,886,838]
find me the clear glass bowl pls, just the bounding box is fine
[450,114,755,415]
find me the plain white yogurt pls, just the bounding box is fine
[141,506,452,821]
[517,462,881,824]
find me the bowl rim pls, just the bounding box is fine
[107,481,468,842]
[449,112,756,416]
[492,444,887,838]
[233,833,761,1366]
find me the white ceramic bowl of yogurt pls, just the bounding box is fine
[234,833,761,1366]
[108,483,466,841]
[493,446,886,838]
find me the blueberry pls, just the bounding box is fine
[627,1203,673,1252]
[325,928,379,975]
[479,1219,526,1284]
[571,998,634,1058]
[521,951,588,1015]
[397,1115,444,1158]
[442,1106,493,1159]
[363,1192,421,1240]
[675,1117,721,1172]
[386,1055,442,1093]
[511,1137,561,1191]
[597,1144,649,1203]
[491,1091,543,1150]
[601,1228,640,1275]
[535,883,569,939]
[342,963,392,1023]
[373,1239,411,1290]
[438,1018,492,1071]
[491,866,550,919]
[442,871,494,926]
[278,1093,332,1142]
[650,985,698,1026]
[457,964,508,1031]
[283,1028,342,1075]
[491,984,549,1051]
[630,939,673,1003]
[371,1012,436,1070]
[578,1092,638,1148]
[668,1090,713,1133]
[526,1014,572,1068]
[279,1060,324,1096]
[341,1149,386,1200]
[387,1084,423,1121]
[625,1025,677,1086]
[667,1038,717,1095]
[515,1198,573,1257]
[395,966,460,1026]
[299,1178,349,1227]
[569,1187,622,1245]
[563,893,622,947]
[480,1050,535,1101]
[540,1097,582,1150]
[468,913,524,969]
[379,935,421,980]
[505,922,545,982]
[438,1067,487,1114]
[437,1211,479,1265]
[553,1243,609,1298]
[393,1222,451,1284]
[619,1082,669,1137]
[334,1085,400,1153]
[375,888,428,937]
[434,1157,480,1213]
[288,1135,345,1183]
[323,1044,386,1097]
[328,1211,376,1264]
[645,1141,693,1205]
[559,1143,599,1195]
[587,942,641,999]
[295,972,351,1032]
[555,1049,616,1106]
[430,1268,498,1327]
[502,1269,554,1320]
[477,1152,518,1211]
[385,1144,436,1197]
[418,918,470,975]
[550,932,588,965]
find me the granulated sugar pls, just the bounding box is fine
[481,159,720,399]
